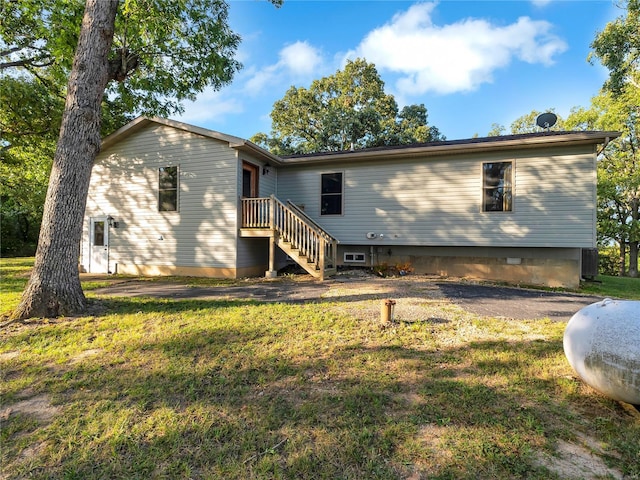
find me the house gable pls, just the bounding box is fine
[83,121,244,275]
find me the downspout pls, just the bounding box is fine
[596,136,611,157]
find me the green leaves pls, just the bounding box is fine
[253,59,444,155]
[1,0,250,117]
[106,0,242,116]
[589,0,640,94]
[566,88,640,275]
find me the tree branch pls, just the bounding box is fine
[107,49,139,82]
[0,46,23,57]
[0,56,54,70]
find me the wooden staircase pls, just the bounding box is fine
[240,196,338,280]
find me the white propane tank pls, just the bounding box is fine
[563,299,640,405]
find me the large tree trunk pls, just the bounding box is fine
[619,240,627,276]
[630,197,639,277]
[11,0,118,320]
[630,241,639,277]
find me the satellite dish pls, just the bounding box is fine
[536,112,557,131]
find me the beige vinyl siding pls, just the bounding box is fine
[276,144,597,248]
[235,155,276,270]
[83,123,239,272]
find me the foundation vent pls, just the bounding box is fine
[344,252,366,263]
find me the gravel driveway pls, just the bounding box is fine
[435,282,602,320]
[92,272,604,322]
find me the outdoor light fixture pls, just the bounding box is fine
[107,216,119,228]
[262,163,271,175]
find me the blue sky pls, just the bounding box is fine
[176,0,621,141]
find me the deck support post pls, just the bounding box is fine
[318,237,326,281]
[265,231,278,279]
[265,197,278,278]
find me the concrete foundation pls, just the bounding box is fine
[337,245,582,288]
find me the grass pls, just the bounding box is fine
[1,257,639,479]
[579,274,640,300]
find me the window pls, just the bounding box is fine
[159,166,178,211]
[482,162,512,212]
[321,172,343,215]
[93,221,105,246]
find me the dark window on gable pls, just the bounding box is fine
[159,166,178,212]
[321,172,343,215]
[482,162,512,212]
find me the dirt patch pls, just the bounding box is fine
[0,350,20,361]
[534,436,623,479]
[1,394,60,423]
[69,348,103,364]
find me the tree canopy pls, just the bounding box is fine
[1,0,247,117]
[566,89,639,277]
[251,59,444,155]
[589,0,639,94]
[585,0,640,277]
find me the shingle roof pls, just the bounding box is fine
[280,130,620,164]
[101,117,619,167]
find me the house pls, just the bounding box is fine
[81,116,618,288]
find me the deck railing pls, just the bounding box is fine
[242,197,271,229]
[241,195,338,273]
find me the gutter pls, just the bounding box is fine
[596,136,612,156]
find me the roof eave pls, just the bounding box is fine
[280,131,621,165]
[100,116,282,165]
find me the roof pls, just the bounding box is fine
[101,116,282,165]
[102,117,619,167]
[280,130,621,165]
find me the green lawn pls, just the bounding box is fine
[1,258,638,479]
[579,274,640,300]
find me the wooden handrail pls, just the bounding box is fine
[286,200,337,242]
[241,196,338,273]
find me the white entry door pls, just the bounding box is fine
[89,217,109,273]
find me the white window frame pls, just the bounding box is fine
[159,165,179,212]
[344,252,366,263]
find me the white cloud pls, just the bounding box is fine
[244,65,279,94]
[347,2,567,96]
[279,41,323,75]
[244,41,323,95]
[177,89,243,125]
[175,41,323,130]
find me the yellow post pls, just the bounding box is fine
[381,299,396,324]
